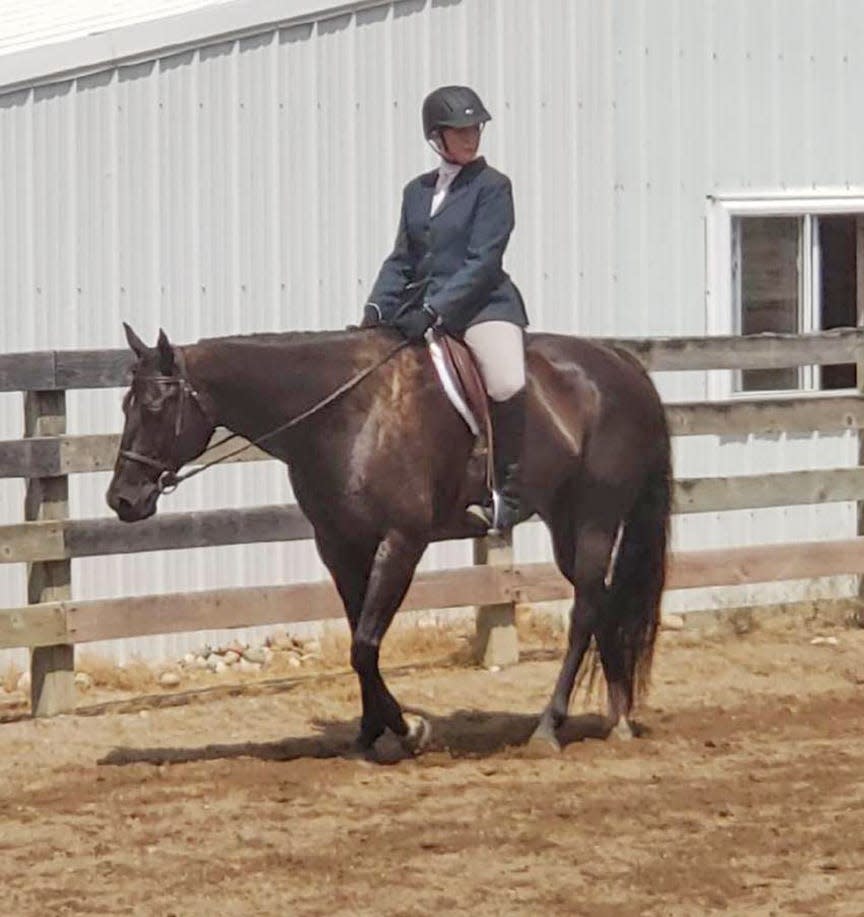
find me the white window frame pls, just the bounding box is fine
[706,191,864,401]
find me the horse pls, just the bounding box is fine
[107,323,671,757]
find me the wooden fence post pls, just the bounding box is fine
[857,218,864,627]
[473,532,519,668]
[25,390,75,716]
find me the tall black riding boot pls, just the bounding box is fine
[467,388,527,533]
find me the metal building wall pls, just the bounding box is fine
[1,0,863,662]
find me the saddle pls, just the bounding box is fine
[427,330,494,484]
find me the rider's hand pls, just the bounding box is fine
[359,303,382,328]
[393,304,437,342]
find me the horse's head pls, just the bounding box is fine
[106,324,215,522]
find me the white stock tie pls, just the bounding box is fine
[430,161,462,216]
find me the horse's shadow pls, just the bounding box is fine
[98,708,645,768]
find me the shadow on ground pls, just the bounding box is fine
[97,708,633,768]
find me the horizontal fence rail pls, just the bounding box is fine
[4,393,864,479]
[5,538,864,651]
[2,465,864,564]
[2,328,864,714]
[1,328,862,393]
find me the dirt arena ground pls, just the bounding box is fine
[1,613,863,916]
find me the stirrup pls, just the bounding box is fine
[466,493,496,530]
[466,491,510,533]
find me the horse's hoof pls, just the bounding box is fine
[400,713,432,755]
[526,726,562,755]
[345,739,380,764]
[608,718,635,742]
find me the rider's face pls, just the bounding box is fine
[440,124,482,165]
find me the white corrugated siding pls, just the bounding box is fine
[1,0,863,663]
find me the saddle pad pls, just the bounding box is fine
[427,331,492,446]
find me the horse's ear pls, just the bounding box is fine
[156,328,176,375]
[123,322,148,358]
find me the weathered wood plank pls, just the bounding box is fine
[674,467,864,514]
[59,434,118,475]
[0,520,66,563]
[0,606,69,649]
[0,351,55,392]
[6,461,864,564]
[0,437,62,478]
[667,538,864,589]
[667,395,864,437]
[64,565,505,644]
[610,328,864,371]
[64,505,314,558]
[60,430,269,476]
[0,431,271,478]
[5,534,864,650]
[58,430,269,475]
[55,349,133,390]
[1,330,863,394]
[31,645,75,716]
[510,538,864,600]
[65,581,346,643]
[0,348,131,392]
[2,398,862,479]
[0,506,313,564]
[473,532,518,668]
[25,390,74,717]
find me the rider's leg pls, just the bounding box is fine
[463,321,527,532]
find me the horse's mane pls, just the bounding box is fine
[196,329,360,349]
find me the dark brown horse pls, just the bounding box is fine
[107,324,671,756]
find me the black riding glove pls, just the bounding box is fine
[359,303,382,328]
[393,304,437,342]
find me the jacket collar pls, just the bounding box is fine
[419,156,487,188]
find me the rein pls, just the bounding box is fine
[121,338,409,493]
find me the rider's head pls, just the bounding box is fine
[422,85,491,165]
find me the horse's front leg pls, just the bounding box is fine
[350,529,429,755]
[312,531,380,750]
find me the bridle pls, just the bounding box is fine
[120,338,409,494]
[119,371,210,492]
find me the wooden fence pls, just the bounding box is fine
[3,328,864,716]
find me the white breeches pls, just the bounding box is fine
[463,321,526,402]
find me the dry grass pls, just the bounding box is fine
[2,662,22,694]
[77,653,156,693]
[299,621,474,670]
[516,605,567,649]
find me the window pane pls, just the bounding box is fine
[738,216,800,391]
[819,215,857,390]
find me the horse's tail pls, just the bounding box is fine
[603,443,672,701]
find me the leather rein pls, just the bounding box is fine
[120,338,409,494]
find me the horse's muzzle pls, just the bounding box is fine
[107,482,160,523]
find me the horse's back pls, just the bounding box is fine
[523,332,669,491]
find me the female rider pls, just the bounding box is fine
[361,85,528,533]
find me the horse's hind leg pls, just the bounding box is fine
[530,596,596,752]
[530,521,616,752]
[350,530,428,755]
[594,623,637,740]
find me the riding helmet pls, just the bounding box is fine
[421,85,491,139]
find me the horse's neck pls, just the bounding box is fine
[183,334,359,445]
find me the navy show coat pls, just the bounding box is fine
[367,157,528,334]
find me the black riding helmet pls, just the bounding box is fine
[422,85,491,139]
